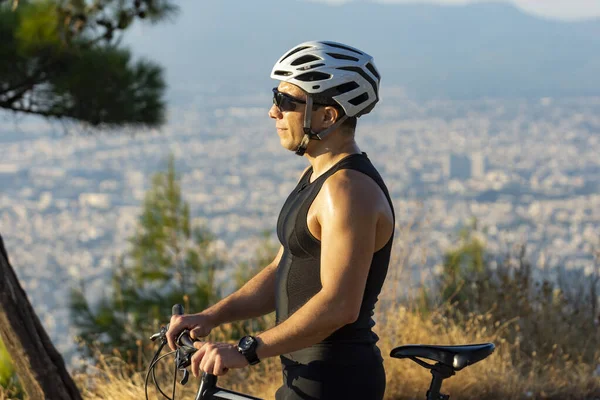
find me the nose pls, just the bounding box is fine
[269,104,282,119]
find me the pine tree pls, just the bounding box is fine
[439,218,489,310]
[0,0,178,128]
[70,156,225,362]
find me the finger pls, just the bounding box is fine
[191,345,207,378]
[190,326,208,340]
[214,355,224,376]
[193,341,205,350]
[199,344,214,376]
[200,354,212,377]
[166,315,182,351]
[200,345,219,375]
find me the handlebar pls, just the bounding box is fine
[172,304,199,357]
[145,304,263,400]
[145,304,221,400]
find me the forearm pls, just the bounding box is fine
[203,263,277,326]
[255,291,353,360]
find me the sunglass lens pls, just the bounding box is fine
[273,90,296,112]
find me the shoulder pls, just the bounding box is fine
[323,168,378,194]
[319,169,380,214]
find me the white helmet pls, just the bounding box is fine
[270,41,381,118]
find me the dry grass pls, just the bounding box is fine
[2,301,598,400]
[59,300,600,400]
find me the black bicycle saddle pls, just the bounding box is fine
[390,343,495,371]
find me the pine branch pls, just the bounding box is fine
[0,81,40,106]
[0,102,65,119]
[0,52,62,99]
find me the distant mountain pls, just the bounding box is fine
[127,0,600,100]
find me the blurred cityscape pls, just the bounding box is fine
[1,88,599,362]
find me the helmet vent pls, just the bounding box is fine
[337,66,377,94]
[313,85,321,90]
[273,70,293,76]
[349,93,369,106]
[296,71,332,82]
[335,81,360,94]
[297,63,325,71]
[291,54,322,66]
[327,53,359,62]
[281,46,311,62]
[366,63,380,80]
[322,42,363,55]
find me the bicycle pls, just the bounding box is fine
[146,305,495,400]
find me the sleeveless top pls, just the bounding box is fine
[275,152,395,364]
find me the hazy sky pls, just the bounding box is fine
[312,0,600,21]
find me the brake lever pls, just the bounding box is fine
[175,347,194,385]
[179,368,190,385]
[171,305,201,387]
[174,330,199,385]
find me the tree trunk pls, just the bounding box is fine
[0,234,82,400]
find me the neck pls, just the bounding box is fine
[305,137,361,180]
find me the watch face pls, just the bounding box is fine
[240,336,254,351]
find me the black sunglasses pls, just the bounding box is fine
[272,88,306,112]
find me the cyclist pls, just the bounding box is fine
[167,41,394,400]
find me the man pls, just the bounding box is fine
[167,41,395,399]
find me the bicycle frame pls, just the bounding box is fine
[194,373,262,400]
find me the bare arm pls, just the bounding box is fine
[167,246,283,349]
[256,170,379,359]
[203,246,283,325]
[167,167,309,350]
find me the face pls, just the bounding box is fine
[269,82,307,152]
[269,82,338,152]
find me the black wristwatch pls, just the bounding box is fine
[237,335,260,365]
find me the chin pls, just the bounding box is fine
[279,137,298,152]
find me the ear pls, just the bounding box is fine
[321,106,339,128]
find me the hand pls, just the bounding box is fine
[166,313,215,351]
[191,341,248,377]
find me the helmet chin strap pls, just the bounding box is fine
[294,96,349,156]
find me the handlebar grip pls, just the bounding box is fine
[172,304,197,349]
[172,304,184,316]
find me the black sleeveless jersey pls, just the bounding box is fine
[275,152,395,363]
